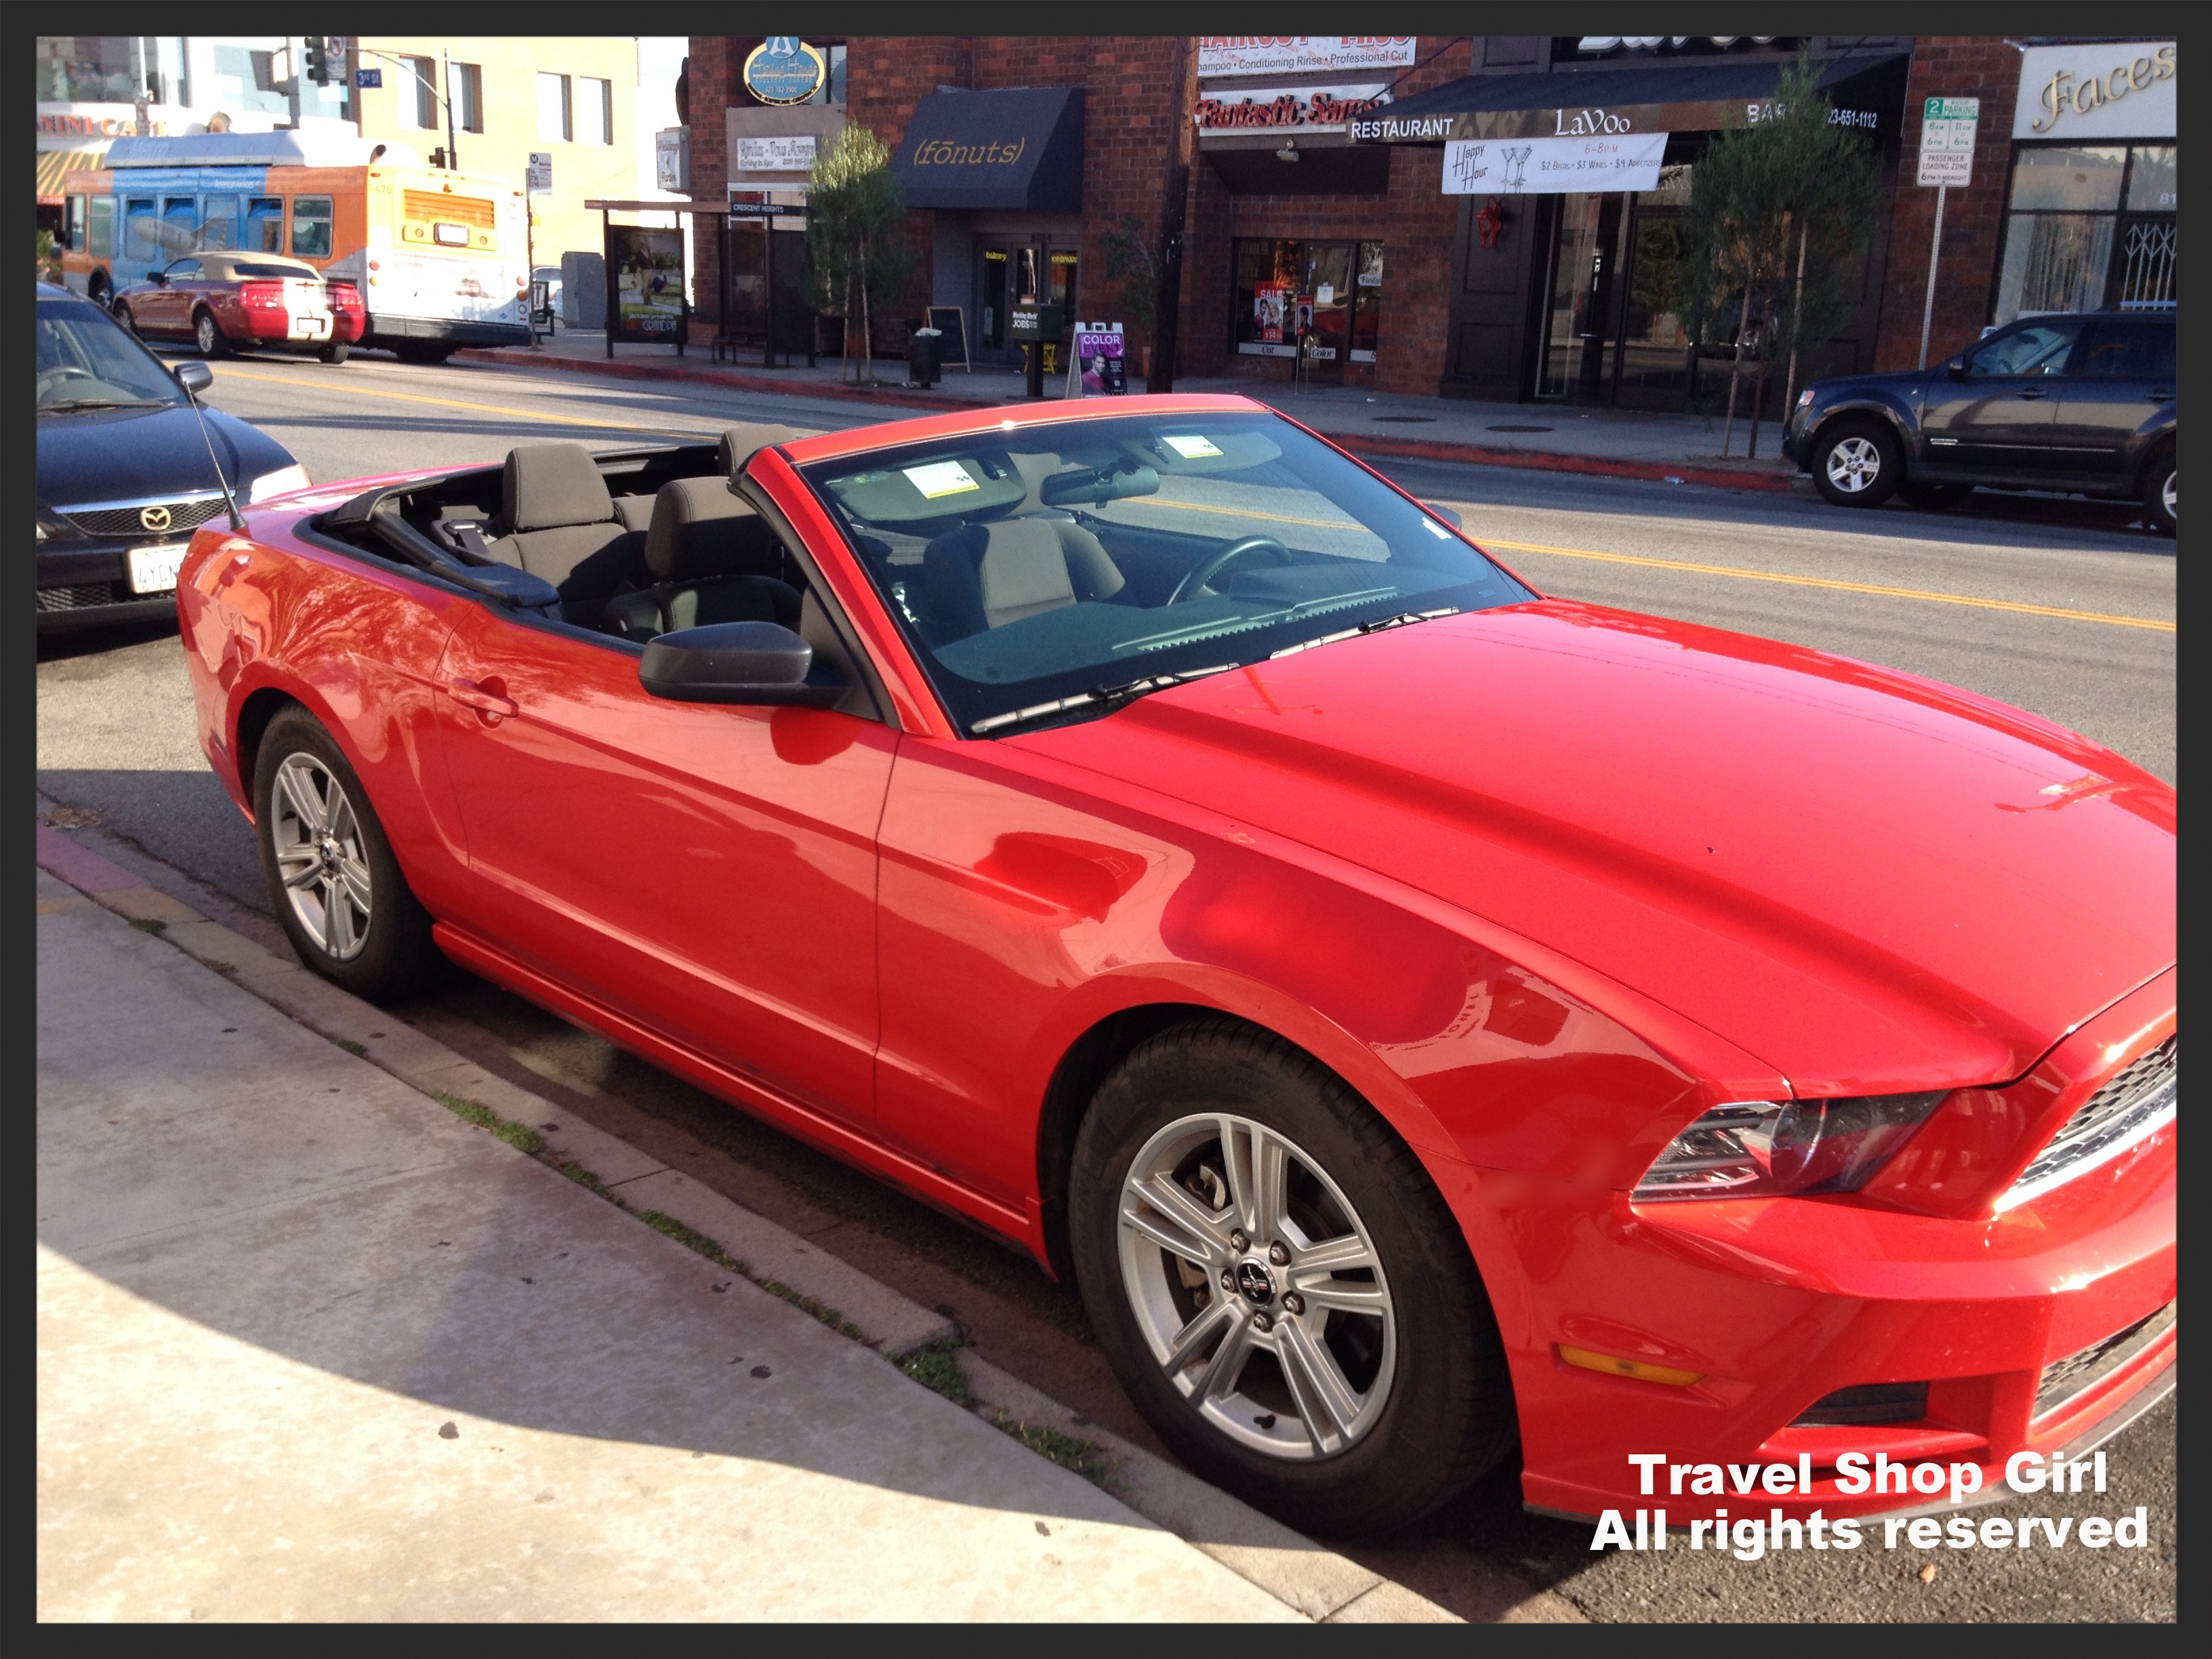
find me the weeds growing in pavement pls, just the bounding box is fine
[430,1090,544,1155]
[991,1414,1111,1487]
[331,1037,367,1057]
[901,1340,976,1408]
[556,1160,602,1191]
[129,918,167,936]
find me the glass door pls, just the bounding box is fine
[977,243,1009,360]
[1536,194,1627,401]
[1302,243,1353,383]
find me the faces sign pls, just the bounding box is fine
[744,39,827,107]
[2013,42,2175,140]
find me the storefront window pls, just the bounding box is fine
[1232,239,1384,372]
[1992,143,2175,323]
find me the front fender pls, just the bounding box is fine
[1807,395,1919,472]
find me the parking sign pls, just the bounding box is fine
[1917,96,1979,187]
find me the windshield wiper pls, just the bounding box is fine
[970,663,1235,736]
[1269,607,1460,659]
[39,397,171,412]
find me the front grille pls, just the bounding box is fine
[1792,1380,1930,1426]
[37,581,131,611]
[2035,1302,2175,1419]
[2001,1037,2176,1210]
[63,495,228,539]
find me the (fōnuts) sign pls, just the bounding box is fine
[909,137,1027,167]
[1195,83,1392,134]
[2013,42,2175,140]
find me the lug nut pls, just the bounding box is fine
[1250,1311,1273,1332]
[1229,1229,1250,1251]
[1219,1270,1235,1292]
[1267,1242,1290,1265]
[1282,1293,1305,1315]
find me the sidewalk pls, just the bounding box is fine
[455,329,1801,493]
[35,834,1454,1621]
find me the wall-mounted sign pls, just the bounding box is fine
[735,134,818,171]
[1442,133,1668,195]
[1194,83,1391,134]
[743,39,827,107]
[655,129,689,191]
[1916,97,1978,188]
[527,152,552,194]
[2013,41,2174,140]
[1197,37,1416,77]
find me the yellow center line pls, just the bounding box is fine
[209,363,710,439]
[1467,532,2175,634]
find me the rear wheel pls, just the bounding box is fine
[1069,1018,1516,1537]
[1811,419,1902,508]
[253,706,440,1001]
[2142,447,2176,537]
[317,340,351,365]
[192,308,229,359]
[393,341,454,366]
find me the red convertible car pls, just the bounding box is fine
[176,396,2175,1536]
[115,251,365,363]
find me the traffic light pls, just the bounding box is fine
[304,37,331,85]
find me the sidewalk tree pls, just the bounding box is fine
[1678,57,1885,458]
[1096,215,1159,356]
[805,124,916,384]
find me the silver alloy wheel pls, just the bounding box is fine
[195,310,221,355]
[1824,434,1884,493]
[268,752,373,960]
[1116,1113,1396,1460]
[2164,470,2177,523]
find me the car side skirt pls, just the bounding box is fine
[430,920,1048,1264]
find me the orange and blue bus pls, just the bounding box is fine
[59,131,529,362]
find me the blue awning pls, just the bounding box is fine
[890,86,1084,211]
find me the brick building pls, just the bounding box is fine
[678,33,2175,405]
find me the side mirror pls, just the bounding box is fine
[150,270,169,286]
[1423,502,1463,529]
[639,620,848,707]
[172,359,213,395]
[1946,355,1970,381]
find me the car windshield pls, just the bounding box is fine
[35,300,186,410]
[798,411,1534,734]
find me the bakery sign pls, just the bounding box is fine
[1195,83,1392,134]
[1196,37,1416,77]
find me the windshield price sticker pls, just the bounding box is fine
[1160,434,1224,459]
[903,460,983,499]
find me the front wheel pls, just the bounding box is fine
[2143,449,2176,537]
[1069,1019,1516,1537]
[193,308,230,359]
[253,706,440,1001]
[1811,420,1902,508]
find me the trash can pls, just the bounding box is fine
[907,327,942,389]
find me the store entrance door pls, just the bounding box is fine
[973,237,1080,372]
[1536,193,1629,401]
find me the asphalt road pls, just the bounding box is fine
[36,346,2177,1623]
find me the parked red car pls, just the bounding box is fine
[115,251,365,363]
[174,396,2175,1536]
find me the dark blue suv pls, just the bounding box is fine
[1784,310,2175,536]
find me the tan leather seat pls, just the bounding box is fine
[919,516,1126,642]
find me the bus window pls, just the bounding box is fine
[89,197,115,259]
[247,197,284,253]
[164,197,199,247]
[64,194,85,252]
[199,196,241,251]
[291,195,333,258]
[123,199,159,260]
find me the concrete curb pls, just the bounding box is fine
[447,344,1804,492]
[34,819,1464,1623]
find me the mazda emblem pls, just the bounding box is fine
[140,505,173,533]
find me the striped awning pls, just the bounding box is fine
[38,148,108,204]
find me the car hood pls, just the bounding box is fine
[1019,601,2175,1095]
[1807,369,1927,403]
[35,402,294,510]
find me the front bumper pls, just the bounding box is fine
[1441,972,2177,1523]
[38,542,184,632]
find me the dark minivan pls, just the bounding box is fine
[36,282,306,632]
[1785,310,2175,535]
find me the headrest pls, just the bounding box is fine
[717,423,798,476]
[977,518,1076,628]
[645,476,778,582]
[504,443,614,532]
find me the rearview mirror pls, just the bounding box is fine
[638,621,848,707]
[171,360,213,394]
[1946,355,1969,381]
[1040,462,1160,508]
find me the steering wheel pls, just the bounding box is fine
[37,365,101,398]
[1167,535,1290,605]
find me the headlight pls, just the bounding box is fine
[1633,1092,1947,1202]
[249,464,312,504]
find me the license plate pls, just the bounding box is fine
[127,542,190,594]
[289,313,332,340]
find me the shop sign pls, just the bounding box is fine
[2013,42,2175,140]
[1916,98,1978,188]
[37,104,174,140]
[1443,132,1668,195]
[735,134,818,172]
[1197,37,1416,77]
[1357,96,1888,145]
[1194,83,1392,134]
[1071,323,1127,396]
[743,39,827,107]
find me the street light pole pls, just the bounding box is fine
[442,48,459,171]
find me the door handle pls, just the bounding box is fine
[449,678,517,722]
[2150,388,2173,401]
[2015,387,2048,399]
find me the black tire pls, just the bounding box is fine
[253,705,440,1002]
[192,308,230,359]
[318,340,351,365]
[89,276,113,312]
[1069,1017,1516,1537]
[393,341,454,366]
[1900,481,1973,511]
[116,298,144,337]
[2142,446,2176,537]
[1811,418,1902,508]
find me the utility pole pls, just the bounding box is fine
[442,49,459,170]
[1149,35,1193,393]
